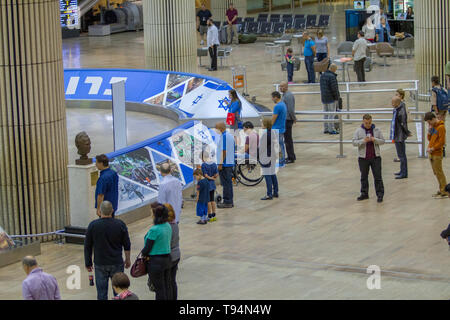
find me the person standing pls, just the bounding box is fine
[424,112,449,198]
[302,32,316,83]
[22,256,61,300]
[320,64,340,135]
[271,91,287,167]
[285,48,295,83]
[158,162,183,224]
[362,18,376,43]
[376,17,391,43]
[142,203,172,300]
[201,151,218,222]
[406,7,414,19]
[95,154,119,218]
[84,201,131,300]
[164,203,180,300]
[279,81,297,163]
[215,122,235,208]
[225,3,239,45]
[352,114,385,203]
[207,18,220,71]
[352,31,367,82]
[315,30,329,62]
[259,118,279,200]
[431,76,449,122]
[390,96,411,179]
[226,89,243,145]
[196,4,212,46]
[194,169,210,225]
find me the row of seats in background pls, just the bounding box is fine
[213,14,330,36]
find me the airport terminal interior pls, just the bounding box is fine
[1,0,450,300]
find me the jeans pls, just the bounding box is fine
[264,175,279,197]
[285,120,296,161]
[219,166,234,204]
[316,52,327,62]
[304,55,315,83]
[168,259,179,300]
[147,255,171,300]
[94,264,124,300]
[354,58,366,82]
[279,133,286,166]
[287,62,294,82]
[358,157,384,198]
[430,155,448,194]
[394,141,407,177]
[209,45,218,70]
[323,102,337,133]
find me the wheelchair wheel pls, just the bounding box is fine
[237,163,264,187]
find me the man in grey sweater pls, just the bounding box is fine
[280,81,297,164]
[352,114,385,203]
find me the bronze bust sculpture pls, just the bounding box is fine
[75,132,92,165]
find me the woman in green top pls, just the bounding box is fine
[141,203,172,300]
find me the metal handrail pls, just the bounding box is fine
[259,110,427,158]
[273,80,421,118]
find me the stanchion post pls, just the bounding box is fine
[414,80,419,112]
[337,112,346,158]
[346,82,350,119]
[420,114,427,159]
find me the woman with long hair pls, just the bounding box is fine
[164,203,180,300]
[226,89,243,145]
[141,202,172,300]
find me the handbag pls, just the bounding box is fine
[226,112,236,126]
[338,97,343,110]
[130,253,148,278]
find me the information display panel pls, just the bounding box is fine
[60,0,79,29]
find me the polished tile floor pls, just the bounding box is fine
[1,2,450,300]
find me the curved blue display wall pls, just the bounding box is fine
[64,69,254,215]
[64,68,260,119]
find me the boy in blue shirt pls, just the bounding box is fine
[201,151,219,222]
[302,32,316,83]
[271,91,287,167]
[194,169,210,225]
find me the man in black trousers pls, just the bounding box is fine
[352,114,385,203]
[279,81,297,163]
[207,18,220,71]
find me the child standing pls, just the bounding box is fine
[285,48,295,84]
[194,169,210,225]
[201,151,219,222]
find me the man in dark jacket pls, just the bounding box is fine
[390,96,411,179]
[320,64,340,134]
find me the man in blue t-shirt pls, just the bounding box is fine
[303,32,316,83]
[95,154,119,218]
[271,91,287,167]
[215,122,235,208]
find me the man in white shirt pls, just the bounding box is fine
[352,31,368,82]
[158,163,183,223]
[207,18,220,71]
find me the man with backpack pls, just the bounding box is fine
[431,76,449,122]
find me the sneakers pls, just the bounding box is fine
[377,197,383,203]
[261,196,273,200]
[197,220,207,225]
[329,130,339,135]
[433,192,448,199]
[357,195,369,201]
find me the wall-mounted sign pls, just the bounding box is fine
[60,0,79,29]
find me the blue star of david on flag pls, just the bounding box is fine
[218,97,231,111]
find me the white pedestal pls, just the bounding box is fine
[68,164,99,228]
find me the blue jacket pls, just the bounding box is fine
[376,24,391,43]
